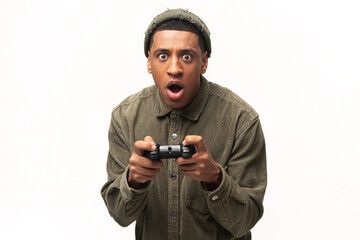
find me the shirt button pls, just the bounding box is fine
[171,133,177,140]
[170,212,176,220]
[212,195,219,201]
[170,173,177,180]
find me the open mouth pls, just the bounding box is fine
[168,84,183,93]
[166,81,184,100]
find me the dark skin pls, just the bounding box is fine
[128,30,221,190]
[178,135,222,191]
[128,136,163,189]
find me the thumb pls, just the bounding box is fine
[144,136,155,145]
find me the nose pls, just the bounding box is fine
[167,56,183,76]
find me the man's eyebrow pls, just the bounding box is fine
[180,49,198,55]
[153,48,169,54]
[152,48,198,54]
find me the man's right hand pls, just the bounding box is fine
[128,136,163,189]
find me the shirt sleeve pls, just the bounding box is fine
[100,110,150,227]
[202,117,267,237]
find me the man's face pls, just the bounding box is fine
[147,30,208,109]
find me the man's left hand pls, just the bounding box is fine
[176,135,222,190]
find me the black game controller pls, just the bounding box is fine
[143,143,196,160]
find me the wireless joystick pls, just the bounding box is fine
[143,143,195,160]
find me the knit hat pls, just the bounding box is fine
[144,8,211,58]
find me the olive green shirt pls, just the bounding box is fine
[101,77,267,240]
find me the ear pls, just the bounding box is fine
[147,51,152,74]
[200,51,209,74]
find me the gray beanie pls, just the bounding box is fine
[144,8,211,58]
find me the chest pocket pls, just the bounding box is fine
[183,177,210,215]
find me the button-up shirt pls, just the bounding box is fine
[101,76,267,240]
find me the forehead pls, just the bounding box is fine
[151,30,200,51]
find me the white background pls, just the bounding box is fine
[1,0,359,239]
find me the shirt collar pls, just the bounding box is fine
[154,75,210,121]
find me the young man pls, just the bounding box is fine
[101,9,267,240]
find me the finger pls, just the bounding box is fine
[178,163,197,171]
[180,169,200,180]
[130,155,163,169]
[130,164,161,177]
[182,135,206,151]
[176,156,197,166]
[130,171,155,183]
[134,140,156,156]
[128,160,162,183]
[144,136,155,145]
[140,158,163,169]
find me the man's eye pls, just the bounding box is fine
[159,53,167,60]
[182,54,192,61]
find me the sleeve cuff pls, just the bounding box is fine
[202,164,231,205]
[119,165,151,202]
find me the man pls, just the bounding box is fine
[101,8,267,240]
